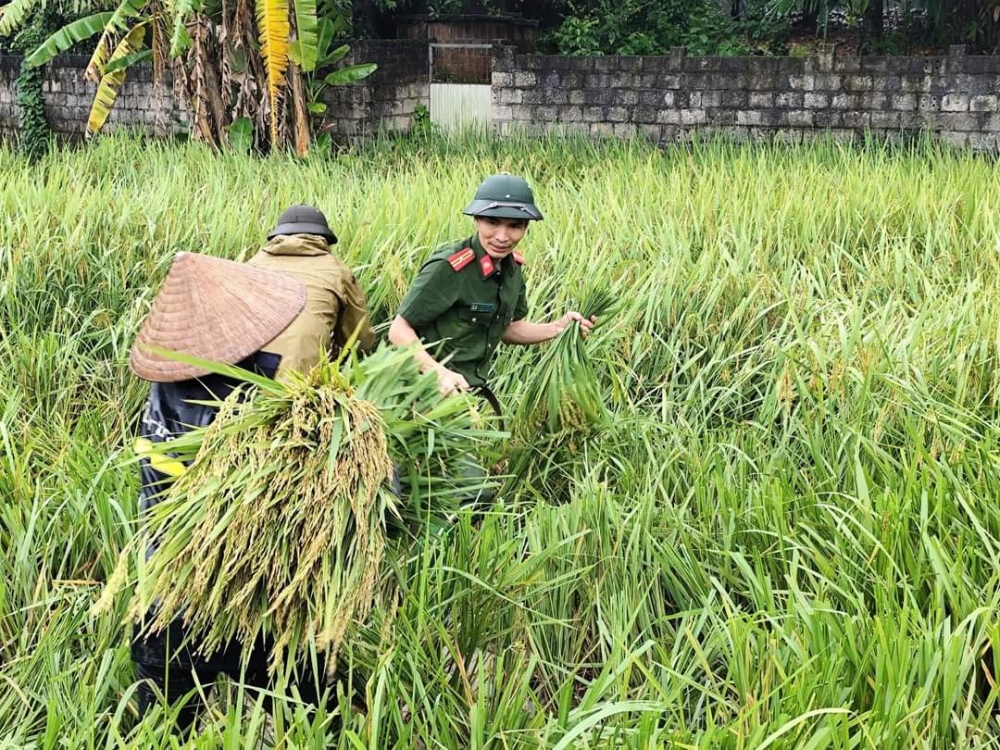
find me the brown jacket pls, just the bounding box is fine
[248,234,376,377]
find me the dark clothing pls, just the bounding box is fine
[134,630,336,734]
[136,351,280,518]
[396,233,528,388]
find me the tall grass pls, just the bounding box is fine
[3,131,1000,747]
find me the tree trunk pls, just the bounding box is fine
[186,22,218,148]
[289,61,310,157]
[352,0,377,37]
[203,40,228,146]
[150,14,167,138]
[864,0,884,38]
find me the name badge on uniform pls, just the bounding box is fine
[469,302,496,313]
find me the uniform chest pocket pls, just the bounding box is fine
[458,304,493,328]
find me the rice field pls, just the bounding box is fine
[3,131,1000,748]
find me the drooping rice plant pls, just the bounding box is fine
[122,346,498,675]
[517,286,616,437]
[5,130,1000,747]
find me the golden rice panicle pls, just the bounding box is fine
[129,346,492,675]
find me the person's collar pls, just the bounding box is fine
[261,234,329,257]
[470,234,512,278]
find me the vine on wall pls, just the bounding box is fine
[14,23,50,160]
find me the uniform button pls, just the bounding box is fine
[472,317,477,323]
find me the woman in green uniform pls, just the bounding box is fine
[389,174,594,397]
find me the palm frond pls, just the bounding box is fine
[86,0,148,81]
[0,0,38,36]
[289,0,317,72]
[168,0,199,56]
[255,0,289,145]
[322,61,375,86]
[87,24,146,137]
[25,12,113,68]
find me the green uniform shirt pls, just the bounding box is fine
[398,234,528,387]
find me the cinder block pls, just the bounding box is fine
[680,109,706,125]
[941,94,970,112]
[804,92,829,108]
[788,74,815,91]
[969,94,997,112]
[787,110,814,126]
[613,123,637,138]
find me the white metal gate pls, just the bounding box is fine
[428,42,491,132]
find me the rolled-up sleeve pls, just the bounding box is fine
[512,284,528,322]
[397,260,458,328]
[335,273,376,354]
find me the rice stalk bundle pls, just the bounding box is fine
[127,345,500,672]
[518,287,615,437]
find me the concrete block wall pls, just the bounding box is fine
[0,41,429,142]
[0,56,18,133]
[491,45,1000,150]
[320,39,429,137]
[5,42,1000,150]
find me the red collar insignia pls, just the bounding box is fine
[479,255,496,277]
[512,251,525,265]
[447,247,476,272]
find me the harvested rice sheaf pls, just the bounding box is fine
[127,345,501,673]
[518,287,615,437]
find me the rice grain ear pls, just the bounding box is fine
[517,286,615,439]
[123,345,500,674]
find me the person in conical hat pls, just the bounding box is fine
[246,204,376,379]
[128,251,308,382]
[128,253,345,732]
[388,174,595,399]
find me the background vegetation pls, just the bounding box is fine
[359,0,1000,55]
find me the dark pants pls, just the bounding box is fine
[133,620,342,734]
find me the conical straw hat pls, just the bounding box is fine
[129,252,307,382]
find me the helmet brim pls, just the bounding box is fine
[267,222,338,244]
[463,200,543,221]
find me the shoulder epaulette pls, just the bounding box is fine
[447,247,476,271]
[512,251,525,265]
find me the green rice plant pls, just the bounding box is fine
[517,287,616,438]
[8,131,1000,746]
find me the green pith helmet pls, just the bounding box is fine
[462,174,543,222]
[267,204,338,244]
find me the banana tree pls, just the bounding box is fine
[302,19,376,115]
[5,0,374,152]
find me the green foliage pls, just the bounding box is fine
[127,347,499,675]
[410,103,434,137]
[546,0,789,56]
[303,18,376,130]
[290,0,320,71]
[517,287,614,437]
[0,0,108,157]
[13,20,50,160]
[2,0,365,149]
[372,0,508,16]
[224,116,253,152]
[769,0,1000,54]
[1,0,41,35]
